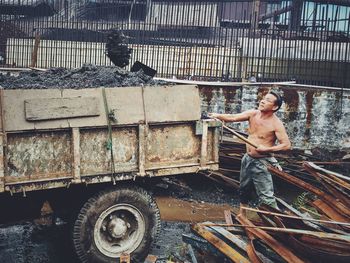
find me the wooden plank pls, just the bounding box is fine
[192,224,250,263]
[224,210,234,225]
[210,226,274,263]
[236,215,306,263]
[269,165,350,218]
[243,206,350,227]
[311,199,350,223]
[25,96,100,121]
[306,161,350,183]
[63,89,106,128]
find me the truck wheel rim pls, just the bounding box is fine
[94,204,146,258]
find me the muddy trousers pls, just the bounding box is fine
[239,153,278,208]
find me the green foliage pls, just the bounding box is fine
[292,191,321,219]
[293,191,310,209]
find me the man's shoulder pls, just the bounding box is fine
[246,109,259,116]
[273,115,286,128]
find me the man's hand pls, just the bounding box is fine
[256,145,271,153]
[208,113,219,119]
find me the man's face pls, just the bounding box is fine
[258,94,278,112]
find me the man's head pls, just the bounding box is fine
[258,91,283,112]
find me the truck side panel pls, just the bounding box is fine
[146,123,216,168]
[80,127,139,176]
[1,85,219,193]
[6,131,72,183]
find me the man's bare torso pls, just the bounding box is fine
[247,110,279,157]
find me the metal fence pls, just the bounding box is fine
[1,0,350,87]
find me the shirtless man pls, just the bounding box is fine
[209,91,291,209]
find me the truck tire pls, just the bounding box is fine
[72,186,160,263]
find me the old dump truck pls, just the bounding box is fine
[0,84,219,262]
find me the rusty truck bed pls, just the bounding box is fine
[0,85,219,194]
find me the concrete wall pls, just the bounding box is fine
[199,84,350,150]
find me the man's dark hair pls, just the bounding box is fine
[269,91,283,112]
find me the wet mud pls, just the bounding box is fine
[0,221,76,263]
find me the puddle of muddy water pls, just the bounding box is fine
[156,196,237,222]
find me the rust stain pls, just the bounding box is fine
[281,88,299,111]
[257,86,270,101]
[148,156,161,162]
[305,90,315,140]
[335,91,343,101]
[199,86,216,104]
[155,196,236,222]
[6,131,72,179]
[222,87,237,104]
[4,172,71,183]
[281,88,300,122]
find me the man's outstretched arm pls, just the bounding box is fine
[209,110,256,122]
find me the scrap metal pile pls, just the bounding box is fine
[189,137,350,263]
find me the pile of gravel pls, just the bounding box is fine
[0,64,168,89]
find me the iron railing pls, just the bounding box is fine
[1,0,349,87]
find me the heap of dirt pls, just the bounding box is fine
[0,64,168,89]
[106,30,132,68]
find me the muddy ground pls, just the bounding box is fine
[0,174,240,263]
[0,220,193,263]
